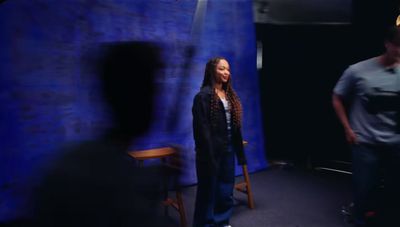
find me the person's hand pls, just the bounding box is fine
[345,128,358,144]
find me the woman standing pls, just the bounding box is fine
[192,57,246,227]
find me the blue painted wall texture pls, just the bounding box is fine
[0,0,267,221]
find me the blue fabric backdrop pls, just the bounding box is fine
[0,0,267,221]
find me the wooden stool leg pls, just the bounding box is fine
[128,147,187,223]
[161,157,169,216]
[176,190,187,227]
[242,165,255,209]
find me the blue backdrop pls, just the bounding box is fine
[0,0,267,221]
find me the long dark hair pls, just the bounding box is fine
[201,57,242,128]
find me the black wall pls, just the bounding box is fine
[257,0,399,168]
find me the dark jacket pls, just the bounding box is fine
[192,86,247,172]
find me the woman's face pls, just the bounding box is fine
[214,59,230,84]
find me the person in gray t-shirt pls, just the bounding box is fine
[333,26,400,226]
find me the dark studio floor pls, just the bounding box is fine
[165,165,353,227]
[1,165,354,227]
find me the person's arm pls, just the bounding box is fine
[192,94,217,171]
[332,94,357,144]
[235,128,247,165]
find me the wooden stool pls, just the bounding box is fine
[234,141,255,209]
[128,147,187,227]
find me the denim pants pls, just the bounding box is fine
[193,150,235,227]
[352,143,400,226]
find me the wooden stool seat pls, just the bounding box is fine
[127,147,187,227]
[129,147,176,161]
[234,141,255,209]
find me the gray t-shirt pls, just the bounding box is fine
[221,98,231,132]
[220,97,232,139]
[334,57,400,145]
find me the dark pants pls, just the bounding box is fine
[352,143,400,226]
[193,151,235,227]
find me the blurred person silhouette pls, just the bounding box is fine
[192,57,247,227]
[32,42,176,227]
[333,26,400,227]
